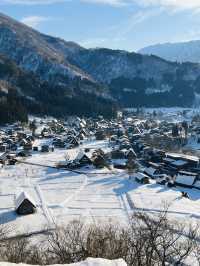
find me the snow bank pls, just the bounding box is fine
[0,258,127,266]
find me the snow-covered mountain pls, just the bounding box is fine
[0,13,117,121]
[1,12,200,121]
[67,47,200,108]
[0,13,92,82]
[139,40,200,63]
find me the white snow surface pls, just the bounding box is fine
[1,138,200,236]
[0,140,130,235]
[0,258,127,266]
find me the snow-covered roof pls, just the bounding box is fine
[166,152,199,163]
[175,174,195,186]
[171,160,188,167]
[178,170,197,176]
[75,150,88,161]
[67,149,91,162]
[0,152,5,157]
[15,191,36,209]
[144,167,157,176]
[134,172,149,181]
[163,158,174,163]
[126,148,136,156]
[112,159,127,166]
[193,180,200,188]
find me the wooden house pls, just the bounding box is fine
[92,154,107,168]
[17,150,30,157]
[113,159,127,169]
[33,146,39,151]
[53,138,66,148]
[111,149,126,159]
[69,137,79,148]
[67,150,93,168]
[144,167,160,178]
[41,145,50,152]
[15,192,36,215]
[0,152,8,165]
[24,141,33,151]
[0,144,7,152]
[95,131,106,140]
[165,153,199,169]
[19,139,27,147]
[77,152,92,166]
[125,148,137,160]
[120,141,131,150]
[134,172,150,184]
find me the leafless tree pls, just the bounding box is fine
[85,222,128,260]
[47,220,87,264]
[127,210,198,266]
[0,237,30,263]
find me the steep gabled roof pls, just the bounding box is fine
[15,191,36,210]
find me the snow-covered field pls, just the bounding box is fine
[127,180,200,226]
[0,138,200,236]
[0,140,129,235]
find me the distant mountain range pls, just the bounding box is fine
[139,40,200,63]
[1,13,200,123]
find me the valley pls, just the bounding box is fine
[0,109,200,238]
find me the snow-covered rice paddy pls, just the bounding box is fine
[0,139,200,236]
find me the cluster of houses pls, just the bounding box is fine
[3,110,200,215]
[134,151,200,189]
[0,117,93,167]
[0,125,35,166]
[55,113,200,191]
[116,113,200,190]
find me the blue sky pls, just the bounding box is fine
[1,0,200,51]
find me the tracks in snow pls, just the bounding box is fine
[119,193,135,224]
[60,174,88,207]
[35,185,56,228]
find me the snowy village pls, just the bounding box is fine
[0,108,200,233]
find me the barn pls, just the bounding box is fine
[15,192,36,215]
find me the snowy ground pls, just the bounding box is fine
[0,139,200,236]
[0,140,129,235]
[0,258,127,266]
[127,180,200,227]
[126,107,200,123]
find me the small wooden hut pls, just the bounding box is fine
[15,192,36,215]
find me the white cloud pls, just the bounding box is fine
[80,0,127,7]
[1,0,68,5]
[134,0,200,10]
[1,0,128,6]
[21,16,50,28]
[80,0,200,10]
[109,7,163,42]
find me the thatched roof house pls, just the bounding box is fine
[15,192,36,215]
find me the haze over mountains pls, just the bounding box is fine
[139,40,200,63]
[1,12,200,122]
